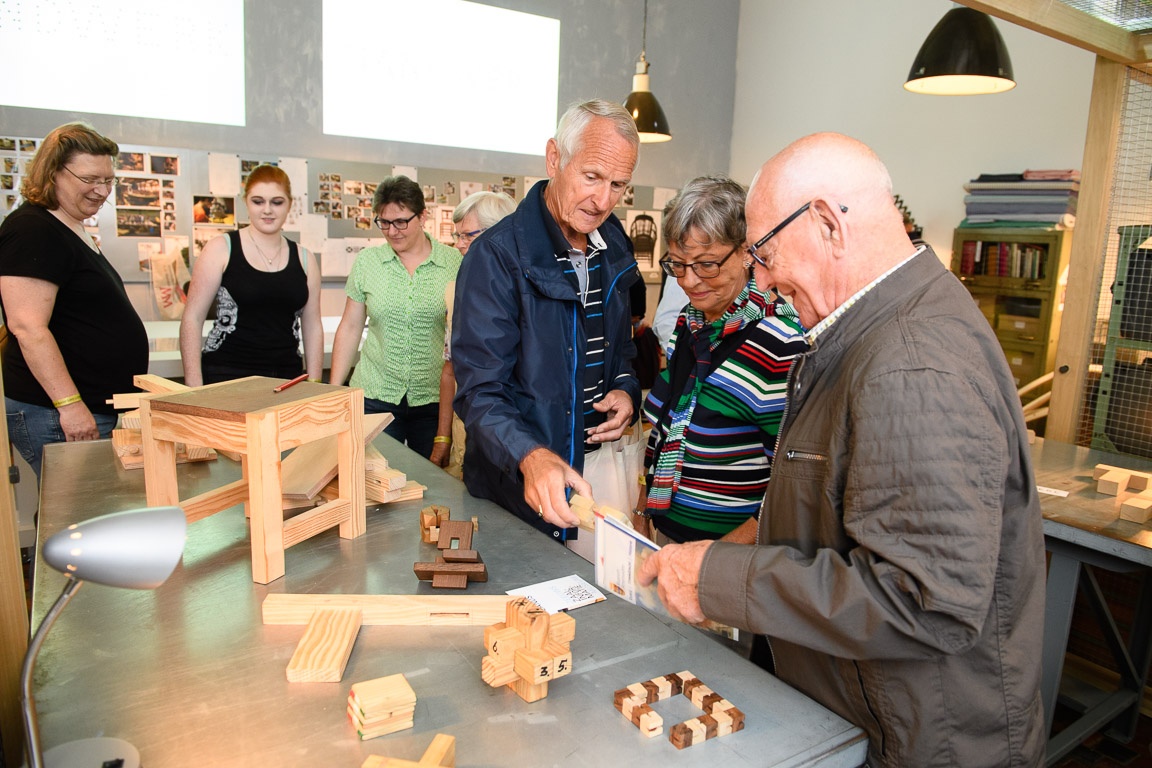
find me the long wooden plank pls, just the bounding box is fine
[286,607,362,683]
[263,594,514,626]
[281,412,391,500]
[132,373,189,394]
[0,324,27,767]
[283,499,351,548]
[182,479,249,523]
[960,1,1149,65]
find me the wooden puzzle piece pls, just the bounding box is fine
[361,733,455,768]
[348,673,416,740]
[615,670,744,749]
[479,597,573,702]
[286,607,362,683]
[1121,491,1152,523]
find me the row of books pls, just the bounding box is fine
[960,171,1079,228]
[958,239,1049,280]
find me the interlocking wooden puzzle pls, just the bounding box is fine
[613,671,745,749]
[414,511,488,588]
[347,673,416,740]
[480,597,574,702]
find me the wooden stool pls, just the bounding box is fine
[139,376,365,583]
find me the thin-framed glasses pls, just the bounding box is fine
[61,165,118,188]
[373,212,418,231]
[660,245,739,278]
[745,201,848,267]
[452,227,486,244]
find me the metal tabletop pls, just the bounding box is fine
[30,436,867,767]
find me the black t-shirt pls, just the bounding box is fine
[0,203,148,414]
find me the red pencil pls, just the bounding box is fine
[273,373,309,393]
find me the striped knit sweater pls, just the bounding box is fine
[642,305,808,540]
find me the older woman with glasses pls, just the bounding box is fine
[432,190,515,473]
[0,122,147,478]
[329,174,462,458]
[635,175,808,544]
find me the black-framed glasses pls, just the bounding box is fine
[660,245,740,278]
[373,212,418,231]
[745,201,848,267]
[452,227,486,244]
[62,165,118,188]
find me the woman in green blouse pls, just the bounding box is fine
[329,175,462,458]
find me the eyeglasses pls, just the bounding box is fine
[373,212,418,231]
[61,165,118,188]
[660,245,739,278]
[745,201,848,268]
[452,228,486,244]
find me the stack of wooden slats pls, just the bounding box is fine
[109,374,218,469]
[347,673,417,740]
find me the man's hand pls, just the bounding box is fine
[587,388,634,443]
[520,447,590,528]
[637,540,712,625]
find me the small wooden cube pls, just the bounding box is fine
[1098,469,1132,496]
[1120,493,1152,524]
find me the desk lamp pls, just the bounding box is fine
[21,506,187,768]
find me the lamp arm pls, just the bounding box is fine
[21,577,83,768]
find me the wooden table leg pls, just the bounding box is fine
[246,410,285,584]
[140,399,179,508]
[339,389,366,539]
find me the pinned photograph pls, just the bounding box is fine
[355,216,371,230]
[3,158,17,173]
[162,178,175,189]
[0,175,12,191]
[423,185,436,202]
[117,209,161,238]
[330,173,341,183]
[192,195,235,225]
[116,177,161,208]
[358,197,372,208]
[345,180,363,196]
[118,152,144,172]
[363,181,377,196]
[193,226,223,259]
[19,139,37,153]
[151,155,180,175]
[312,200,329,214]
[626,209,663,272]
[0,138,15,151]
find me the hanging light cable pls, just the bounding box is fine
[624,0,672,142]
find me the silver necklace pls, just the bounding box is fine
[248,229,282,270]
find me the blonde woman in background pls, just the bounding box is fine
[432,190,515,473]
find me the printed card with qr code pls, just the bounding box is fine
[506,574,606,614]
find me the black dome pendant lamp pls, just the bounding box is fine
[624,0,672,142]
[905,6,1015,95]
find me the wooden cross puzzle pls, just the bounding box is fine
[614,671,746,749]
[361,733,455,768]
[480,597,575,702]
[414,507,487,589]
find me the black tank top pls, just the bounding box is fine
[201,229,309,373]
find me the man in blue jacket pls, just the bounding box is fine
[452,99,643,544]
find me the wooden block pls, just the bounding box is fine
[638,707,664,738]
[543,640,572,679]
[1121,493,1152,523]
[349,673,416,715]
[366,483,403,504]
[665,672,684,696]
[627,682,648,701]
[262,593,513,626]
[484,623,524,659]
[431,573,469,589]
[441,549,478,563]
[366,467,407,491]
[348,705,413,739]
[506,598,549,649]
[481,654,519,687]
[514,647,555,684]
[1093,464,1152,491]
[437,520,474,551]
[286,607,362,683]
[364,443,389,472]
[725,705,746,732]
[471,516,478,532]
[361,733,455,768]
[652,675,673,700]
[614,688,638,712]
[511,675,548,703]
[547,611,576,644]
[1098,469,1132,496]
[282,412,391,500]
[620,694,645,721]
[712,706,734,737]
[698,714,719,740]
[119,409,141,429]
[689,683,715,710]
[669,721,696,750]
[395,481,427,502]
[569,493,597,532]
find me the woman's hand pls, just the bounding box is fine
[57,401,99,441]
[429,440,450,467]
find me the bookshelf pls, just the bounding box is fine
[950,227,1072,387]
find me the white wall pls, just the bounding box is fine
[729,0,1097,263]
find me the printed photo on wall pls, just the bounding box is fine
[0,138,15,151]
[150,154,180,175]
[118,152,144,172]
[192,195,235,226]
[117,209,161,238]
[115,177,161,208]
[18,139,36,153]
[625,209,662,272]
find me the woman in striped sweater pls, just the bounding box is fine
[636,176,808,544]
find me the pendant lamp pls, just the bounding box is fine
[624,0,672,142]
[904,6,1015,95]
